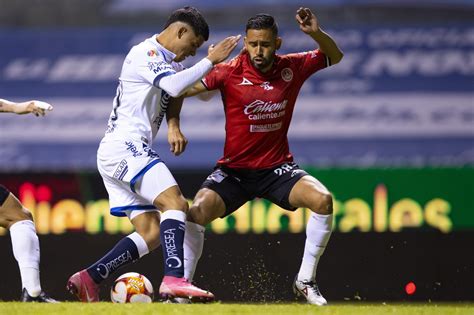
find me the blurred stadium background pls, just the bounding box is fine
[0,0,473,303]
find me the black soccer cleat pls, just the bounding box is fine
[21,288,59,303]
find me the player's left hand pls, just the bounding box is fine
[15,100,53,116]
[296,7,319,35]
[168,127,188,156]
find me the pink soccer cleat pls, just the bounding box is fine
[159,276,214,302]
[66,270,100,302]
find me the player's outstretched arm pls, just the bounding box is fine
[296,7,343,65]
[0,99,53,116]
[157,35,241,98]
[166,96,188,156]
[183,81,218,102]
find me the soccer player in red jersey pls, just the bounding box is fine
[0,99,57,302]
[183,8,343,305]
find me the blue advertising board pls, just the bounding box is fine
[0,26,472,170]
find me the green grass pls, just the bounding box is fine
[0,302,473,315]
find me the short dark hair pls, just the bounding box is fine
[164,6,209,41]
[246,13,278,36]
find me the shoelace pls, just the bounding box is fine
[301,281,322,296]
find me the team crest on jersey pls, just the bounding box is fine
[147,49,157,57]
[281,68,293,82]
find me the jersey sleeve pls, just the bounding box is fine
[201,63,229,91]
[287,49,329,81]
[133,49,177,86]
[171,61,185,72]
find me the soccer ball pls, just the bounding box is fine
[110,272,154,303]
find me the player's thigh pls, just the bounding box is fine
[260,162,309,211]
[188,188,227,226]
[135,162,187,211]
[0,188,32,228]
[288,175,333,214]
[101,172,155,217]
[188,167,250,225]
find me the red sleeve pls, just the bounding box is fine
[201,63,229,91]
[287,49,329,81]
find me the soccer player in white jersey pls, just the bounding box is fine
[0,99,57,302]
[66,6,240,302]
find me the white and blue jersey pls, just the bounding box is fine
[97,35,182,217]
[105,34,184,143]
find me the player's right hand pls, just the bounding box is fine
[206,35,241,65]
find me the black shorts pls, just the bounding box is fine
[0,184,10,206]
[201,162,308,217]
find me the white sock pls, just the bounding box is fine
[161,209,186,222]
[297,213,333,282]
[127,232,149,258]
[183,221,205,281]
[10,220,42,297]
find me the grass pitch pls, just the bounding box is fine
[0,302,473,315]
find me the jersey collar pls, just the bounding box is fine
[148,34,176,63]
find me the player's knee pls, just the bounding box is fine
[5,207,34,228]
[172,195,189,212]
[154,194,189,212]
[20,208,34,221]
[188,203,211,226]
[312,193,333,215]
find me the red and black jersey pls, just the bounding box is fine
[202,49,329,169]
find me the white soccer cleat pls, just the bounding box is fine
[293,277,328,306]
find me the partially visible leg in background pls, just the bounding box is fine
[0,184,57,302]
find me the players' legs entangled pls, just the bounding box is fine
[184,188,227,281]
[288,175,333,305]
[133,164,213,302]
[0,184,57,302]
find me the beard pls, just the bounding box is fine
[251,55,272,71]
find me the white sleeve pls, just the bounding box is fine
[156,58,213,98]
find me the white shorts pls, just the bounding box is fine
[97,137,177,217]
